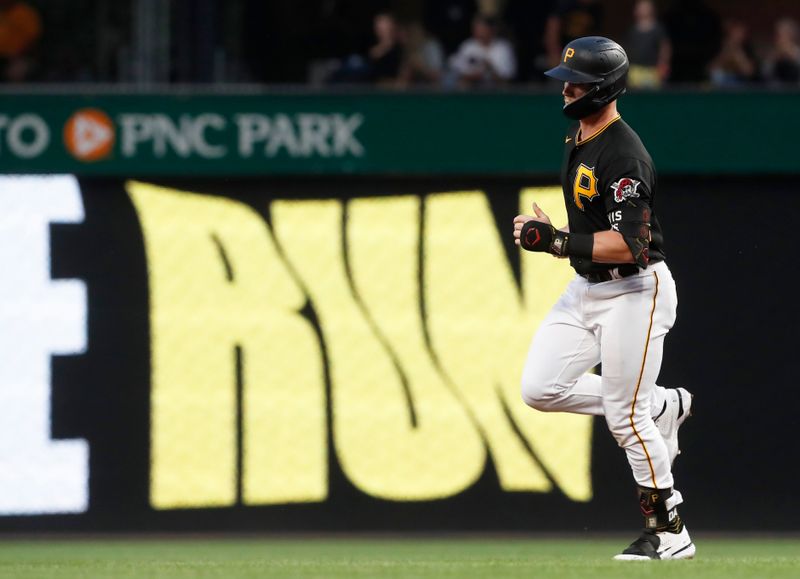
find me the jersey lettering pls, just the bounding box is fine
[573,164,598,211]
[607,210,622,231]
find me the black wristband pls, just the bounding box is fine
[521,222,594,258]
[565,232,594,259]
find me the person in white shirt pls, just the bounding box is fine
[447,15,516,88]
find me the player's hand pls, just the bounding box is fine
[513,202,551,246]
[513,214,533,246]
[531,202,552,224]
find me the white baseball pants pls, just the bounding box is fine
[521,261,677,489]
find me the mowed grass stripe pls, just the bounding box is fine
[0,537,798,579]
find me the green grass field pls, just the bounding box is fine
[0,536,798,579]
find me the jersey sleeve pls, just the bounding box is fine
[601,157,656,268]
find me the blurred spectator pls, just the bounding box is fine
[544,0,603,70]
[763,18,800,85]
[396,21,445,87]
[709,19,758,87]
[663,0,721,83]
[625,0,671,89]
[446,14,516,88]
[0,0,41,82]
[329,11,402,85]
[368,12,403,85]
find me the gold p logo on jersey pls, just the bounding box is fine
[573,164,598,210]
[564,48,575,62]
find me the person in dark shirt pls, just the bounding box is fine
[514,36,695,561]
[367,12,403,85]
[327,11,402,85]
[625,0,671,89]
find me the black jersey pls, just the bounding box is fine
[560,116,665,275]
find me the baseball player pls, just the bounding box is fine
[513,36,695,560]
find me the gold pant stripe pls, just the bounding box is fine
[629,270,660,489]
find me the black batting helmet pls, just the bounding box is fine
[545,36,629,120]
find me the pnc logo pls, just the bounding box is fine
[63,108,115,162]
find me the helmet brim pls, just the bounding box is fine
[544,65,603,84]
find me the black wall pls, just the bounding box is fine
[2,175,797,533]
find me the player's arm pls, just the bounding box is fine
[515,215,632,261]
[602,201,652,267]
[590,230,635,263]
[601,166,656,268]
[514,202,648,266]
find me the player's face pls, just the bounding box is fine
[562,82,591,105]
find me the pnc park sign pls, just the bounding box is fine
[0,98,367,175]
[0,92,570,176]
[0,91,793,176]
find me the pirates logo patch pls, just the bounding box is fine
[611,178,641,203]
[573,164,599,210]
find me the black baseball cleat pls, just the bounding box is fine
[614,527,696,561]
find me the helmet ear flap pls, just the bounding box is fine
[597,67,628,105]
[562,84,601,120]
[602,85,626,105]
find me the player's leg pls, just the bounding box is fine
[521,278,603,415]
[594,263,694,560]
[595,264,676,489]
[572,374,689,445]
[600,331,673,491]
[522,277,685,428]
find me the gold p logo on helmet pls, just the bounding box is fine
[564,48,575,62]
